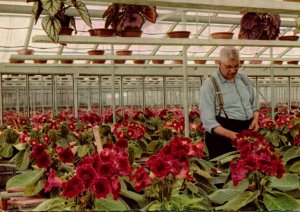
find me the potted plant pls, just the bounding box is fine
[239,12,281,40]
[27,0,92,43]
[102,3,158,37]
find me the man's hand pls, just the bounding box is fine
[249,111,260,132]
[249,119,259,132]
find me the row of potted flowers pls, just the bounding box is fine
[0,107,299,210]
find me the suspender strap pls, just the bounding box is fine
[209,76,229,119]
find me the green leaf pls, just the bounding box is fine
[220,154,240,164]
[147,140,160,152]
[42,15,61,43]
[194,174,217,194]
[33,197,72,211]
[73,0,92,27]
[216,190,260,211]
[0,143,13,158]
[209,189,245,204]
[13,143,27,151]
[24,180,44,196]
[265,131,280,147]
[269,173,300,191]
[263,192,300,211]
[6,169,45,188]
[283,146,300,164]
[94,196,130,211]
[41,0,62,16]
[191,163,212,179]
[33,1,44,24]
[289,161,300,173]
[226,178,249,191]
[78,144,89,157]
[14,148,31,171]
[209,150,238,162]
[194,158,214,171]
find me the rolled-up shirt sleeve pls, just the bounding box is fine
[200,79,220,133]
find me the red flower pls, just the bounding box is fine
[99,149,112,163]
[44,168,64,192]
[76,164,98,189]
[30,144,46,158]
[115,138,128,149]
[110,175,121,200]
[58,147,75,163]
[62,175,84,198]
[131,166,152,192]
[148,157,171,178]
[126,129,135,139]
[29,140,38,147]
[98,162,115,177]
[230,161,248,186]
[91,176,111,198]
[35,152,52,168]
[115,156,132,176]
[43,134,51,143]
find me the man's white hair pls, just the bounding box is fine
[219,46,239,62]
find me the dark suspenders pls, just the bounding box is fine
[209,75,250,120]
[209,76,229,119]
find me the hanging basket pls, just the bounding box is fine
[287,61,299,64]
[194,60,206,64]
[119,29,142,37]
[33,60,47,64]
[88,28,114,37]
[174,60,183,64]
[60,60,73,64]
[115,50,132,64]
[134,60,146,64]
[278,35,299,41]
[15,49,34,63]
[249,60,262,64]
[167,31,191,38]
[152,59,164,64]
[211,32,234,39]
[273,60,283,65]
[87,50,105,64]
[59,27,74,35]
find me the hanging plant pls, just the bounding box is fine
[27,0,92,43]
[239,12,281,40]
[102,3,158,36]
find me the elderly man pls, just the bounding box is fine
[200,46,259,158]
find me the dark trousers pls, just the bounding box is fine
[205,116,252,159]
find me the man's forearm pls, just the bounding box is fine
[213,126,237,140]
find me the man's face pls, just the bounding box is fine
[219,60,240,81]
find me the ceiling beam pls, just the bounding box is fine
[32,35,300,48]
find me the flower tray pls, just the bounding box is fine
[287,61,298,64]
[194,60,206,64]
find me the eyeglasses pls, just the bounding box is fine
[221,63,240,71]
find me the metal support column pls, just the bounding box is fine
[288,77,291,113]
[98,75,102,116]
[52,75,57,116]
[24,14,34,49]
[120,76,124,116]
[270,47,275,121]
[16,88,20,114]
[142,76,145,110]
[26,74,30,118]
[183,46,189,137]
[73,75,78,118]
[0,74,2,124]
[163,76,166,108]
[111,45,116,123]
[255,77,259,105]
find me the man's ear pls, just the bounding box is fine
[215,60,220,65]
